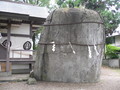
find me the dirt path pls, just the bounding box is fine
[0,66,120,90]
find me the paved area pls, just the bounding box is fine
[0,74,29,82]
[0,66,120,90]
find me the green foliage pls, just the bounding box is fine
[101,10,120,35]
[14,0,120,36]
[33,26,44,50]
[106,37,115,44]
[14,0,50,7]
[105,44,120,59]
[55,0,120,36]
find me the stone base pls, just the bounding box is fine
[102,59,120,68]
[27,77,37,85]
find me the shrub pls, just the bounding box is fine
[105,44,120,59]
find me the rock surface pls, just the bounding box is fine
[34,8,104,83]
[27,78,37,85]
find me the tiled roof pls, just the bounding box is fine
[0,0,49,19]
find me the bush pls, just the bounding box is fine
[105,44,120,59]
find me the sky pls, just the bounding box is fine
[112,24,120,36]
[50,0,55,5]
[109,6,120,36]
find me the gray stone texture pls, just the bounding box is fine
[27,77,37,85]
[103,59,120,68]
[34,8,104,83]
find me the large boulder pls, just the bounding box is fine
[34,8,104,83]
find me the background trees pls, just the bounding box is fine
[14,0,50,7]
[14,0,120,36]
[55,0,120,36]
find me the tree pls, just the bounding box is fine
[14,0,50,7]
[13,0,120,36]
[32,26,44,50]
[55,0,120,36]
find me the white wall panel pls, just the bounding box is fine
[11,24,30,35]
[115,35,120,46]
[10,36,33,58]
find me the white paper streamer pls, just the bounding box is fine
[51,41,56,52]
[69,42,76,54]
[30,70,33,74]
[88,46,92,58]
[94,44,99,56]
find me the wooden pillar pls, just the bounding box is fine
[30,22,33,38]
[6,21,11,72]
[32,33,35,50]
[29,64,32,71]
[119,59,120,68]
[30,22,35,49]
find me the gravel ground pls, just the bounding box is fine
[0,66,120,90]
